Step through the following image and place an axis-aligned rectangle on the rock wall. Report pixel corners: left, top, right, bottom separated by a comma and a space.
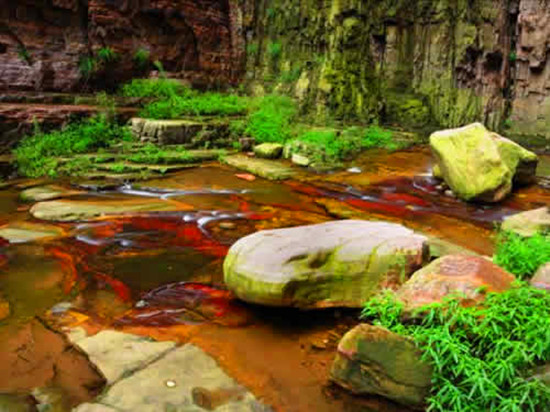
0, 0, 242, 92
241, 0, 515, 132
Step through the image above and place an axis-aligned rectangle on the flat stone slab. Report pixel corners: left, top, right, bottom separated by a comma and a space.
223, 155, 294, 180
0, 221, 66, 243
501, 207, 550, 237
30, 198, 191, 222
74, 343, 265, 412
20, 184, 83, 202
69, 330, 176, 384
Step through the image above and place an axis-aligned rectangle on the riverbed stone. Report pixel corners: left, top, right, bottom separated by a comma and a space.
531, 263, 550, 291
224, 220, 429, 308
501, 207, 550, 237
0, 221, 66, 243
77, 343, 263, 412
396, 255, 515, 311
254, 143, 283, 159
20, 185, 83, 202
430, 123, 538, 202
30, 199, 190, 222
330, 324, 432, 406
223, 154, 294, 180
69, 330, 176, 384
131, 118, 205, 145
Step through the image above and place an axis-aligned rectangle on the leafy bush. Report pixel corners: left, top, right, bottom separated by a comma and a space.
79, 56, 97, 79
245, 95, 296, 143
140, 93, 249, 119
133, 48, 150, 69
362, 285, 550, 411
121, 78, 189, 99
246, 43, 259, 56
494, 231, 550, 280
14, 115, 132, 177
97, 47, 119, 64
357, 125, 396, 149
17, 45, 32, 64
268, 41, 282, 60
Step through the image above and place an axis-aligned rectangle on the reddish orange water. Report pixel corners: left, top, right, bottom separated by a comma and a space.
0, 148, 548, 411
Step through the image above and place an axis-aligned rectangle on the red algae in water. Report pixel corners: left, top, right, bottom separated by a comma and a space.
115, 282, 252, 327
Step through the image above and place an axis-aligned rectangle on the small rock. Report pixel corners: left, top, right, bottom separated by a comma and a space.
219, 221, 236, 230
239, 137, 255, 152
531, 263, 550, 291
291, 153, 311, 167
192, 386, 246, 410
444, 189, 454, 197
254, 143, 284, 159
347, 167, 362, 174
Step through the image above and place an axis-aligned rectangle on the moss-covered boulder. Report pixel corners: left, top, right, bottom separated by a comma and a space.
224, 220, 429, 308
330, 324, 432, 406
222, 155, 294, 180
430, 123, 538, 202
501, 207, 550, 237
253, 143, 283, 159
395, 255, 515, 312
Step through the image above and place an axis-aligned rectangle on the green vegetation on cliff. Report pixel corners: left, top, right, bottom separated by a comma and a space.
362, 285, 550, 411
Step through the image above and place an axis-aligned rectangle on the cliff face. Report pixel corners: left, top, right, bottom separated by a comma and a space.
1, 0, 550, 142
242, 0, 515, 132
0, 0, 242, 91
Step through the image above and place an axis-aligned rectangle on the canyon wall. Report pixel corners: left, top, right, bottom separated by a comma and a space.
0, 0, 242, 91
1, 0, 550, 142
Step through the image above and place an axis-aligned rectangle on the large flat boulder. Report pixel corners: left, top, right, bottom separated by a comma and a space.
330, 324, 432, 406
430, 123, 538, 202
224, 220, 429, 308
501, 207, 550, 237
396, 254, 515, 311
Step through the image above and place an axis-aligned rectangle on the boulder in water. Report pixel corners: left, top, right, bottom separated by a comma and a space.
224, 220, 429, 308
430, 123, 538, 202
501, 207, 550, 237
330, 324, 432, 406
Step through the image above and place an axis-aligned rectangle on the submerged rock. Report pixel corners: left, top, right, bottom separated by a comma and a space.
531, 263, 550, 291
0, 221, 66, 243
396, 255, 515, 311
224, 220, 429, 308
20, 185, 83, 202
501, 207, 550, 237
330, 324, 432, 406
74, 340, 264, 412
430, 123, 538, 202
254, 143, 283, 159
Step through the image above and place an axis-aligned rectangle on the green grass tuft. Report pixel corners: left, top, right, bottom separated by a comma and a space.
14, 114, 132, 177
494, 231, 550, 280
120, 78, 189, 100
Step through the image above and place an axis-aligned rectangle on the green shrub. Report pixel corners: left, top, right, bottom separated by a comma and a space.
361, 285, 550, 411
245, 95, 296, 143
494, 231, 550, 280
97, 47, 119, 64
246, 43, 259, 56
140, 93, 249, 119
121, 78, 189, 99
17, 45, 31, 64
267, 41, 282, 60
79, 56, 97, 78
14, 115, 132, 177
280, 67, 302, 83
359, 125, 396, 149
133, 48, 150, 69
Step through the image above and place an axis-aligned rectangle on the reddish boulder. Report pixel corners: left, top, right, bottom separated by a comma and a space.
396, 255, 515, 311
